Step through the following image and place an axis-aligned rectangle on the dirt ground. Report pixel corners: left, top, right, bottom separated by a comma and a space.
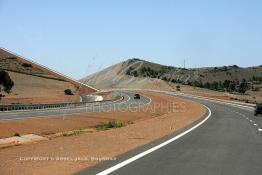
0, 91, 206, 175
0, 92, 187, 138
0, 71, 80, 104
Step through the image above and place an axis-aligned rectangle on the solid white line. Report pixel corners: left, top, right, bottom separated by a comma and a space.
96, 105, 212, 175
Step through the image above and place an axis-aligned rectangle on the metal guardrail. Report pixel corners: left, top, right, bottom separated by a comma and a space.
0, 96, 124, 112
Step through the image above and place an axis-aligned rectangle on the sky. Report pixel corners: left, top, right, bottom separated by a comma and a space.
0, 0, 262, 79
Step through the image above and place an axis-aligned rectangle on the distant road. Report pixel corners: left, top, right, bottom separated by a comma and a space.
0, 91, 151, 120
79, 91, 262, 175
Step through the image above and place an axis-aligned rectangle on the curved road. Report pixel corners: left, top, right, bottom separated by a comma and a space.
0, 91, 151, 120
79, 91, 262, 175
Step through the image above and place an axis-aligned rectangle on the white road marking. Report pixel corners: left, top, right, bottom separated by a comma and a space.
96, 105, 212, 175
254, 123, 257, 126
250, 120, 253, 122
258, 129, 262, 132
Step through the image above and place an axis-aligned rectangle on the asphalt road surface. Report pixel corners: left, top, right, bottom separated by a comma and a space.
79, 92, 262, 175
0, 91, 151, 120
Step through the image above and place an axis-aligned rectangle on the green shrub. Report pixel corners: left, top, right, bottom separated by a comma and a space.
108, 120, 125, 128
95, 123, 110, 131
95, 120, 125, 131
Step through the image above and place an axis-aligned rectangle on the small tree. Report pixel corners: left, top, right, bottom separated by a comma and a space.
238, 79, 249, 94
64, 89, 73, 95
0, 70, 14, 96
229, 82, 236, 92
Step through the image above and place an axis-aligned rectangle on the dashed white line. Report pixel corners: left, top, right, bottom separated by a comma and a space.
258, 129, 262, 132
254, 123, 257, 126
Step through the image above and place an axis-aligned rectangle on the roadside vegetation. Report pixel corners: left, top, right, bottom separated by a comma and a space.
0, 70, 14, 99
126, 59, 262, 95
62, 129, 84, 136
187, 79, 251, 94
95, 120, 125, 131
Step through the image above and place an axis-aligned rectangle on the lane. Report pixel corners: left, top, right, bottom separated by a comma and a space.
218, 102, 262, 133
0, 91, 151, 120
81, 93, 262, 175
111, 100, 262, 175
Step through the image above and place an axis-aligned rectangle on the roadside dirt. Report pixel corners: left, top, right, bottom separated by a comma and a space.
0, 71, 80, 104
0, 91, 206, 175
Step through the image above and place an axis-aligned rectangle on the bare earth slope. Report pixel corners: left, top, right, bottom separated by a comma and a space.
82, 58, 262, 86
80, 60, 173, 91
0, 48, 97, 104
1, 71, 79, 104
81, 58, 262, 103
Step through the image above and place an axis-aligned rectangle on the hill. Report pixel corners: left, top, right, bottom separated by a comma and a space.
81, 60, 174, 90
81, 58, 262, 103
0, 48, 97, 104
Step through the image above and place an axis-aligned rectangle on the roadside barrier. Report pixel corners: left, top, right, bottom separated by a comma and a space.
0, 96, 124, 112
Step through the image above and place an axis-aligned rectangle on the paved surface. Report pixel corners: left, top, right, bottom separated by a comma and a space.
0, 91, 151, 120
79, 92, 262, 175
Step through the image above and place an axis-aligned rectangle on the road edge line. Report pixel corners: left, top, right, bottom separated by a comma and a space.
96, 104, 212, 175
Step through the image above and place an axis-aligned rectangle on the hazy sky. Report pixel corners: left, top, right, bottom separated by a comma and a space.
0, 0, 262, 79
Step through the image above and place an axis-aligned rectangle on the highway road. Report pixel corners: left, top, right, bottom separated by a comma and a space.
78, 92, 262, 175
0, 91, 151, 120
